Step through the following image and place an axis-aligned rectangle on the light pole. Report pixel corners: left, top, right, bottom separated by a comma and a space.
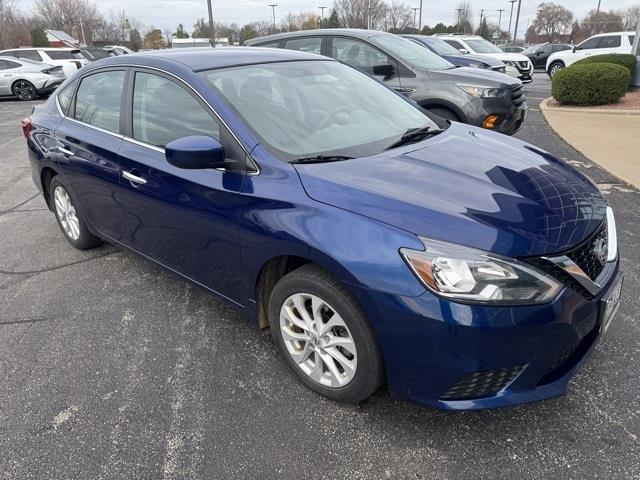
455, 8, 463, 32
412, 7, 419, 33
318, 6, 327, 28
596, 0, 602, 15
207, 0, 215, 46
268, 4, 277, 32
479, 9, 485, 35
508, 0, 516, 40
418, 0, 423, 31
497, 9, 505, 31
513, 0, 522, 44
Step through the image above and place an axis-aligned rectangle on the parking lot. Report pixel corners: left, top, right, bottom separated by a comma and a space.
1, 72, 639, 479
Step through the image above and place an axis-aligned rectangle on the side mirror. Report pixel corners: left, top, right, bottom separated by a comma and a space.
459, 48, 469, 54
373, 63, 395, 78
572, 45, 577, 52
536, 51, 543, 56
165, 135, 226, 170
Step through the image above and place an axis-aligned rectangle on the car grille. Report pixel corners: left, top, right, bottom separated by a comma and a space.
518, 61, 531, 71
524, 219, 608, 298
511, 86, 525, 105
438, 365, 525, 401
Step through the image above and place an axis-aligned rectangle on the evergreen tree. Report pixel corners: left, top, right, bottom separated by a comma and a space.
326, 9, 341, 28
31, 28, 49, 47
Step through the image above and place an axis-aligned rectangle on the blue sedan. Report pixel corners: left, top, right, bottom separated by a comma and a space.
23, 47, 622, 410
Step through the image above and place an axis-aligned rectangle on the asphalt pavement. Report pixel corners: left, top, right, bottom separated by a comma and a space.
0, 72, 639, 480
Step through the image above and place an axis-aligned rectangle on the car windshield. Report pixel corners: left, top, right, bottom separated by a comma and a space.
422, 38, 461, 56
200, 60, 438, 161
372, 34, 454, 70
85, 49, 112, 59
465, 39, 503, 54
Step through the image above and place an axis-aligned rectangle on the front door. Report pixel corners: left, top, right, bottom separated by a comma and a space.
117, 69, 248, 302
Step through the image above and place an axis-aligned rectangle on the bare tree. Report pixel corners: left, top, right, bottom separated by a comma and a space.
456, 0, 473, 33
532, 2, 573, 42
280, 11, 320, 31
0, 0, 19, 48
383, 1, 412, 32
581, 9, 623, 37
35, 0, 102, 43
622, 4, 640, 30
333, 0, 387, 29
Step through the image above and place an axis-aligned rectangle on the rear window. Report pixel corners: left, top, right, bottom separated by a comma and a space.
57, 81, 77, 115
47, 50, 84, 60
284, 37, 322, 55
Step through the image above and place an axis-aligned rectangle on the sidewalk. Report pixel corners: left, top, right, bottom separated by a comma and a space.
540, 96, 640, 188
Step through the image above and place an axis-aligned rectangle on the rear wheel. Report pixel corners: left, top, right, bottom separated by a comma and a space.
269, 264, 384, 402
427, 107, 460, 123
12, 80, 37, 101
50, 177, 102, 250
548, 61, 564, 78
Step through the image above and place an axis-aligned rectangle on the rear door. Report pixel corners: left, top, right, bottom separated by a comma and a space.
54, 69, 130, 243
116, 68, 248, 301
0, 59, 22, 96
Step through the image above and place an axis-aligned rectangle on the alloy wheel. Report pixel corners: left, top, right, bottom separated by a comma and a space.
53, 186, 80, 241
14, 81, 35, 101
549, 64, 563, 77
279, 293, 357, 388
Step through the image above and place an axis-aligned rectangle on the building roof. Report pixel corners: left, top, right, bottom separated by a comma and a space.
45, 29, 79, 47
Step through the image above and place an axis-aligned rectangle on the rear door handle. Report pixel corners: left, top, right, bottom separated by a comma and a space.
55, 146, 74, 156
123, 171, 147, 185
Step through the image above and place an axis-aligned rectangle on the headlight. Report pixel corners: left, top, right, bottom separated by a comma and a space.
400, 238, 562, 305
504, 60, 516, 67
468, 62, 489, 69
457, 84, 508, 98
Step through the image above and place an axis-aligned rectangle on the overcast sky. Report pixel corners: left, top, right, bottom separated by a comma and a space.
23, 0, 639, 32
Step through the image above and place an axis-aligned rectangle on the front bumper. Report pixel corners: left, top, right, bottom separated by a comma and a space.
468, 95, 528, 136
351, 261, 621, 410
505, 64, 533, 83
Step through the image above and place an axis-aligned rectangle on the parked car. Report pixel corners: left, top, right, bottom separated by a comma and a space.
545, 31, 636, 78
0, 48, 88, 75
435, 34, 534, 83
401, 34, 506, 73
246, 29, 527, 135
0, 56, 65, 100
23, 47, 622, 410
502, 45, 525, 53
522, 43, 572, 69
104, 45, 134, 55
80, 47, 117, 61
171, 38, 212, 48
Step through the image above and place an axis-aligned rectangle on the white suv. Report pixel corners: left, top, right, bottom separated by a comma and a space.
546, 31, 636, 78
0, 48, 88, 75
435, 34, 533, 83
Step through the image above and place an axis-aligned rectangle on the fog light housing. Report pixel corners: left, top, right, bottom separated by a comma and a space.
483, 115, 499, 129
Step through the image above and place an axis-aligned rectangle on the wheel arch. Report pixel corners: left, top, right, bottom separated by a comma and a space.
418, 99, 466, 123
40, 166, 59, 211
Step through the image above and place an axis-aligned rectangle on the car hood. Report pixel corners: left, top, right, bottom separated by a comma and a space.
447, 53, 505, 67
481, 52, 531, 63
294, 123, 606, 258
429, 66, 520, 86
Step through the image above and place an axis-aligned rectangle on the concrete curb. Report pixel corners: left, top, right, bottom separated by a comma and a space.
540, 97, 640, 116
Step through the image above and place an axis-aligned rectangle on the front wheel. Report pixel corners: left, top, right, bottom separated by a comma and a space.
50, 177, 102, 250
12, 80, 37, 101
548, 62, 564, 78
269, 264, 384, 402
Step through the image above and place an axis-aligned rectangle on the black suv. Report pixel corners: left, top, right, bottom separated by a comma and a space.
523, 43, 572, 69
246, 29, 527, 135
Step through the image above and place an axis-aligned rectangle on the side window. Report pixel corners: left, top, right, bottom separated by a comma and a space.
15, 50, 42, 61
74, 70, 125, 133
0, 60, 10, 70
443, 39, 464, 51
257, 40, 282, 48
578, 37, 601, 50
331, 38, 390, 74
133, 72, 220, 148
552, 44, 569, 52
284, 37, 322, 54
539, 44, 552, 54
598, 35, 621, 48
57, 81, 77, 115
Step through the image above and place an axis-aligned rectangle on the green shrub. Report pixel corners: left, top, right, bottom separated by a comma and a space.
573, 53, 637, 75
552, 63, 631, 106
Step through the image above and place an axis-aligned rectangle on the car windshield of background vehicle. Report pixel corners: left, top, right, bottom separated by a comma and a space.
465, 39, 504, 54
424, 38, 463, 56
373, 34, 454, 70
200, 60, 437, 161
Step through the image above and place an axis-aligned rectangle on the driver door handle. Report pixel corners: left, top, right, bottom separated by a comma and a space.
123, 170, 147, 185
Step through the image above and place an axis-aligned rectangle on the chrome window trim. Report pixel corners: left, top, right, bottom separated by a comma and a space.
55, 63, 260, 174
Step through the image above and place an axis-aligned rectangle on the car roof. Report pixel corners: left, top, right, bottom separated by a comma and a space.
590, 31, 635, 37
245, 28, 391, 45
2, 47, 80, 51
96, 46, 332, 71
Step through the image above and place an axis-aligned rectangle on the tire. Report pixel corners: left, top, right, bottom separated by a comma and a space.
12, 80, 37, 101
49, 176, 102, 250
269, 264, 384, 403
548, 61, 564, 79
427, 107, 460, 123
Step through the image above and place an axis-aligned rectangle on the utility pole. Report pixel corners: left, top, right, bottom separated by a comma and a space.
455, 8, 463, 32
412, 7, 419, 33
596, 0, 602, 15
207, 0, 215, 46
479, 9, 485, 35
367, 0, 371, 29
418, 0, 423, 31
318, 6, 327, 28
513, 0, 522, 44
497, 9, 505, 31
268, 4, 277, 32
508, 0, 516, 39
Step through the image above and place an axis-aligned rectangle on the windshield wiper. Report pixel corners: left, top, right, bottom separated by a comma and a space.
386, 125, 444, 150
291, 155, 354, 164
